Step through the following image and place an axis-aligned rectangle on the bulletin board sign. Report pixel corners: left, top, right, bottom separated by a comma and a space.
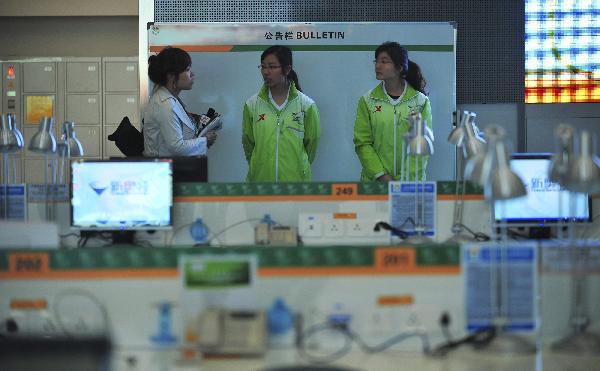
463, 243, 538, 332
147, 22, 456, 182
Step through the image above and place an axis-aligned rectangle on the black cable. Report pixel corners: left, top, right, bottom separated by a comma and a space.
455, 223, 491, 241
428, 312, 496, 357
77, 235, 91, 248
297, 320, 430, 364
504, 228, 530, 240
374, 221, 410, 239
439, 312, 453, 342
430, 327, 496, 357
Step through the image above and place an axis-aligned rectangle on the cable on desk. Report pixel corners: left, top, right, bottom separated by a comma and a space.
52, 288, 112, 338
373, 220, 411, 239
428, 312, 496, 357
170, 218, 271, 247
77, 234, 90, 248
454, 223, 490, 241
206, 217, 264, 245
503, 228, 531, 240
167, 223, 193, 247
297, 320, 431, 364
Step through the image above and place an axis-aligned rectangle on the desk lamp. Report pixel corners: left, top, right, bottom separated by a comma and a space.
447, 111, 466, 147
8, 113, 24, 183
1, 113, 20, 183
467, 125, 533, 354
549, 125, 574, 184
564, 130, 600, 193
446, 111, 486, 243
401, 112, 434, 181
404, 112, 434, 244
552, 129, 600, 354
548, 125, 574, 239
28, 116, 57, 220
1, 113, 23, 219
57, 121, 84, 183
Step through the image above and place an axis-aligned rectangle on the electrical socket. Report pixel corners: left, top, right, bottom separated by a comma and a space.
298, 215, 323, 237
345, 220, 372, 237
323, 219, 344, 237
298, 212, 390, 245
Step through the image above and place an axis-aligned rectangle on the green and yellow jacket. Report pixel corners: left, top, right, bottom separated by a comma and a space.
242, 82, 320, 182
353, 82, 432, 181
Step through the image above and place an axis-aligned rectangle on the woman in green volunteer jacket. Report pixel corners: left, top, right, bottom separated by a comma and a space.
242, 45, 320, 182
353, 41, 432, 182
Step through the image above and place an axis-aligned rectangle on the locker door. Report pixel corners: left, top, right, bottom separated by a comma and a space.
23, 62, 56, 93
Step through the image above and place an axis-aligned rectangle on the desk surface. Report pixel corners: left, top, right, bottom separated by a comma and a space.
111, 347, 600, 371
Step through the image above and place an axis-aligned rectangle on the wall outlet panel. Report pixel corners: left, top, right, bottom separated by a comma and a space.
298, 213, 389, 245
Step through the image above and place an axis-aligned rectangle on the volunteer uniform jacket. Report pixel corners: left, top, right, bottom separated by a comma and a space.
242, 82, 320, 182
353, 82, 432, 181
143, 86, 207, 157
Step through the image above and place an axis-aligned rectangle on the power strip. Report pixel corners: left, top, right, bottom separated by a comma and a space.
298, 212, 390, 246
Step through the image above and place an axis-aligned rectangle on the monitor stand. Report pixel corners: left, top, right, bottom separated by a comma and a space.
111, 231, 136, 245
528, 226, 551, 239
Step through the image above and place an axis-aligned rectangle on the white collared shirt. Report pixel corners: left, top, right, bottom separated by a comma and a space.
268, 85, 290, 110
384, 81, 407, 105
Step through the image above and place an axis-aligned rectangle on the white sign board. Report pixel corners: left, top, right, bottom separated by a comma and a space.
147, 22, 456, 182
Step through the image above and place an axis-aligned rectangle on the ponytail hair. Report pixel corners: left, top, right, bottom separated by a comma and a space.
287, 69, 302, 92
261, 45, 302, 92
148, 46, 191, 87
405, 60, 427, 95
375, 41, 427, 95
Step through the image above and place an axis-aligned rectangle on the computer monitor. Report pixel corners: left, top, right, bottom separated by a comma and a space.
71, 159, 173, 237
493, 153, 592, 227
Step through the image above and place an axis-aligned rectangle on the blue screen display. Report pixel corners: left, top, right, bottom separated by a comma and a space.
71, 160, 173, 230
494, 155, 590, 224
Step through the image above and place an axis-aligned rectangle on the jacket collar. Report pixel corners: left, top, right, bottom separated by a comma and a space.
155, 86, 195, 130
258, 81, 299, 104
155, 85, 175, 102
370, 81, 419, 104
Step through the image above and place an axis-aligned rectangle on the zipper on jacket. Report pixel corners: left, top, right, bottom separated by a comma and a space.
263, 93, 298, 183
275, 114, 280, 182
393, 105, 398, 177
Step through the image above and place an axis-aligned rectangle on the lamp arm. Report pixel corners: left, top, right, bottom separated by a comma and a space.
452, 178, 467, 232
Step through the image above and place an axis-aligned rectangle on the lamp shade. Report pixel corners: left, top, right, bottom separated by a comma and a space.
28, 117, 56, 154
565, 130, 600, 193
447, 111, 468, 147
8, 113, 24, 151
463, 112, 486, 159
408, 113, 433, 156
465, 125, 502, 186
60, 121, 84, 157
548, 124, 574, 184
0, 113, 19, 153
490, 138, 526, 200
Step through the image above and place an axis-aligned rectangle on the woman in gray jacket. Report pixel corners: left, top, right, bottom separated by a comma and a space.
143, 47, 217, 157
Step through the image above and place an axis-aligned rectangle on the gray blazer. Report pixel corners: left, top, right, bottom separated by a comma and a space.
142, 86, 207, 157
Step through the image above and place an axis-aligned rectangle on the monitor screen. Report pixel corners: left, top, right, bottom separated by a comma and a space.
493, 153, 591, 225
71, 159, 173, 230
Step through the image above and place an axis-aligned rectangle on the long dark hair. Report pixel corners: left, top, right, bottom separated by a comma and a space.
148, 46, 191, 86
261, 45, 302, 92
375, 42, 427, 95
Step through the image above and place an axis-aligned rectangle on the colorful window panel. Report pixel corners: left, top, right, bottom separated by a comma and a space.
525, 0, 600, 103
